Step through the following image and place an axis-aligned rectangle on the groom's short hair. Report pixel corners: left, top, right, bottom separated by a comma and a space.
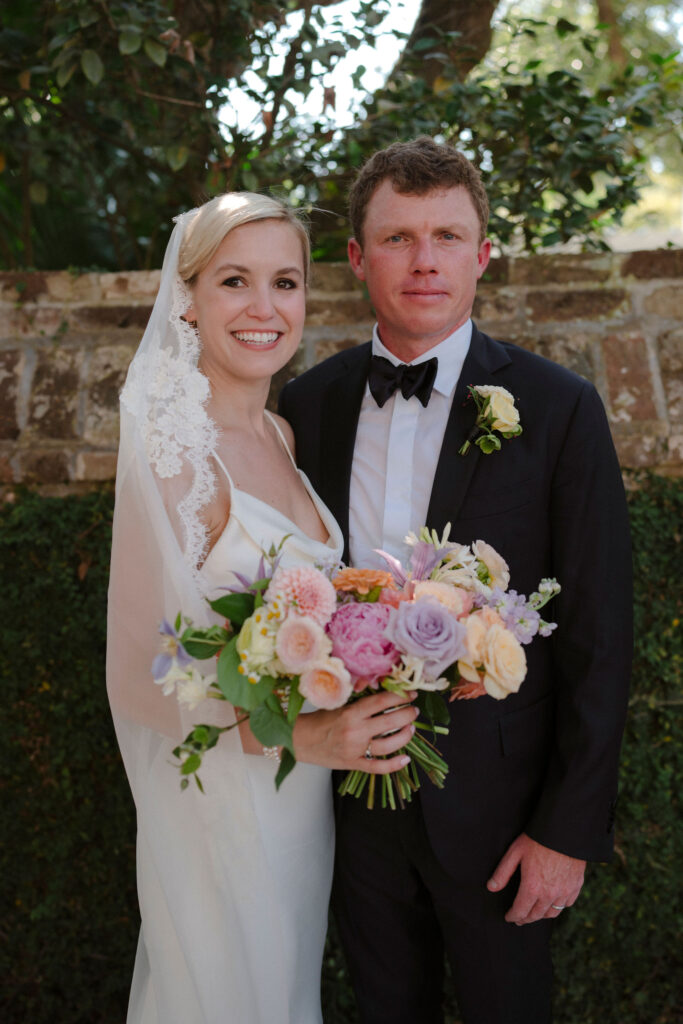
349, 136, 489, 247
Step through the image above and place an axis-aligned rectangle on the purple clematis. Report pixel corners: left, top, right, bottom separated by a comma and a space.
152, 618, 192, 680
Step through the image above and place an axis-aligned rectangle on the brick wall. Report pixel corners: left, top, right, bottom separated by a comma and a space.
1, 250, 681, 495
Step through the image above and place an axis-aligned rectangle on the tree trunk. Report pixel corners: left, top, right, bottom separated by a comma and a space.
595, 0, 628, 70
397, 0, 502, 85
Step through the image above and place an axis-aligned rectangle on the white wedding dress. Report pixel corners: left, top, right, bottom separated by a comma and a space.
124, 418, 343, 1024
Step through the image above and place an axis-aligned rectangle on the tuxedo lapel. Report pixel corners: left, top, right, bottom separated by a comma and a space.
427, 327, 512, 531
320, 344, 371, 557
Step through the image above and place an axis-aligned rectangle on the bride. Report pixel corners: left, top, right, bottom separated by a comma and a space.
106, 193, 417, 1024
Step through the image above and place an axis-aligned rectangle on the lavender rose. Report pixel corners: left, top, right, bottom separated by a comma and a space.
327, 602, 400, 687
386, 598, 467, 680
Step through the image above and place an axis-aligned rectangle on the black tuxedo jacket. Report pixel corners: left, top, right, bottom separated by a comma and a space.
279, 325, 632, 872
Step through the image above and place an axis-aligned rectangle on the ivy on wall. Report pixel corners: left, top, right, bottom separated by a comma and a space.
1, 476, 681, 1024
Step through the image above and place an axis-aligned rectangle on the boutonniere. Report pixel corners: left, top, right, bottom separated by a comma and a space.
459, 385, 522, 455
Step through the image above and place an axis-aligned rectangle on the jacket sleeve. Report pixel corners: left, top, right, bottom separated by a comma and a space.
525, 381, 633, 862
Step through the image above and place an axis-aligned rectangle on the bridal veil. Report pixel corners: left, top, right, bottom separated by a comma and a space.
107, 200, 294, 1022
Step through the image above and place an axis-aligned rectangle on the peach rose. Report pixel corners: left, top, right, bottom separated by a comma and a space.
482, 624, 527, 700
333, 568, 397, 595
413, 581, 473, 617
299, 657, 353, 710
275, 615, 331, 675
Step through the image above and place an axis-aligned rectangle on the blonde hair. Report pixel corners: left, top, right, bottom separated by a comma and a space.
178, 192, 311, 285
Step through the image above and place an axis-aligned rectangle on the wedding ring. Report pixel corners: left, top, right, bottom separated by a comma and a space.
551, 904, 565, 911
364, 743, 373, 760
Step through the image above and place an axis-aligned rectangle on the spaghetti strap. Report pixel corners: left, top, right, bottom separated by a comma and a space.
264, 410, 298, 468
212, 449, 234, 486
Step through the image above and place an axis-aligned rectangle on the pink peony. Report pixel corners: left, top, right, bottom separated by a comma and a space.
275, 615, 331, 675
327, 602, 400, 686
299, 658, 353, 710
267, 566, 337, 626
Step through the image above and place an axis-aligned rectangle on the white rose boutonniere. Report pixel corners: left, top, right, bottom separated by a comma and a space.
459, 385, 523, 455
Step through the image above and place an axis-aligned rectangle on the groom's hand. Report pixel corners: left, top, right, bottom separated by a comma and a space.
486, 833, 586, 925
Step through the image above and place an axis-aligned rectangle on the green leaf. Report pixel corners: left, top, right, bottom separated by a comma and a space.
216, 639, 275, 709
249, 704, 294, 753
56, 61, 78, 88
79, 9, 100, 29
166, 145, 190, 171
208, 592, 254, 627
477, 434, 502, 454
180, 753, 201, 775
144, 38, 167, 67
420, 691, 450, 728
81, 50, 104, 85
119, 28, 142, 55
274, 748, 296, 790
180, 626, 227, 660
287, 685, 305, 726
29, 182, 48, 204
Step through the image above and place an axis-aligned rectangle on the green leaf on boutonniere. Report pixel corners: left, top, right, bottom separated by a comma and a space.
476, 433, 502, 454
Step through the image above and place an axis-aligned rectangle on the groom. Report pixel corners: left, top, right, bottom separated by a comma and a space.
279, 137, 632, 1024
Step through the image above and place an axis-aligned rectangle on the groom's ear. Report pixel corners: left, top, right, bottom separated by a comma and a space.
348, 237, 365, 281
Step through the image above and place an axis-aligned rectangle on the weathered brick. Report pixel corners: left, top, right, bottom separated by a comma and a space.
473, 289, 519, 323
0, 351, 20, 440
71, 305, 153, 331
28, 349, 81, 439
83, 346, 133, 445
531, 332, 596, 384
481, 257, 510, 285
622, 250, 683, 280
0, 272, 48, 304
511, 253, 613, 286
526, 289, 629, 322
310, 264, 361, 293
306, 296, 373, 326
75, 451, 118, 481
611, 426, 667, 468
20, 449, 71, 483
313, 338, 363, 363
643, 286, 683, 318
658, 327, 683, 424
603, 334, 657, 423
0, 454, 15, 483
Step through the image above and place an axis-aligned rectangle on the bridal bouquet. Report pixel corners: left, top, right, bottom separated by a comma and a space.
154, 527, 560, 807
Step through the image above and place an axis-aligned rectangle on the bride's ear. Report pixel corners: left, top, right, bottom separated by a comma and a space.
183, 302, 197, 325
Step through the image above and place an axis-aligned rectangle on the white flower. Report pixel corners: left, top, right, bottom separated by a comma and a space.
473, 540, 511, 592
386, 655, 450, 692
177, 669, 215, 710
154, 660, 191, 697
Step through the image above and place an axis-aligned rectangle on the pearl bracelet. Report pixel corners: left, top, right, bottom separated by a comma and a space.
263, 746, 281, 764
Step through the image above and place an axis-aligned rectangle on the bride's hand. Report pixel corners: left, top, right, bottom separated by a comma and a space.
293, 690, 419, 772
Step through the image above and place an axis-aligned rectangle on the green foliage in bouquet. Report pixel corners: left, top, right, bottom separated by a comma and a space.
0, 473, 681, 1024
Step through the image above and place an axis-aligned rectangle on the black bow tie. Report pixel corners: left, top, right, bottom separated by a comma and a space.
368, 355, 438, 409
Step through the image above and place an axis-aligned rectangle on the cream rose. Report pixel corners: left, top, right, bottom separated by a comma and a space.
236, 612, 277, 672
488, 392, 520, 434
473, 540, 511, 591
482, 624, 527, 700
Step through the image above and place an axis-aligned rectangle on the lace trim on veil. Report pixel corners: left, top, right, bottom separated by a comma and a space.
121, 275, 218, 583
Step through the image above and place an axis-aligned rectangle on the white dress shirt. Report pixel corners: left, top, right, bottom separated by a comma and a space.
349, 320, 472, 569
